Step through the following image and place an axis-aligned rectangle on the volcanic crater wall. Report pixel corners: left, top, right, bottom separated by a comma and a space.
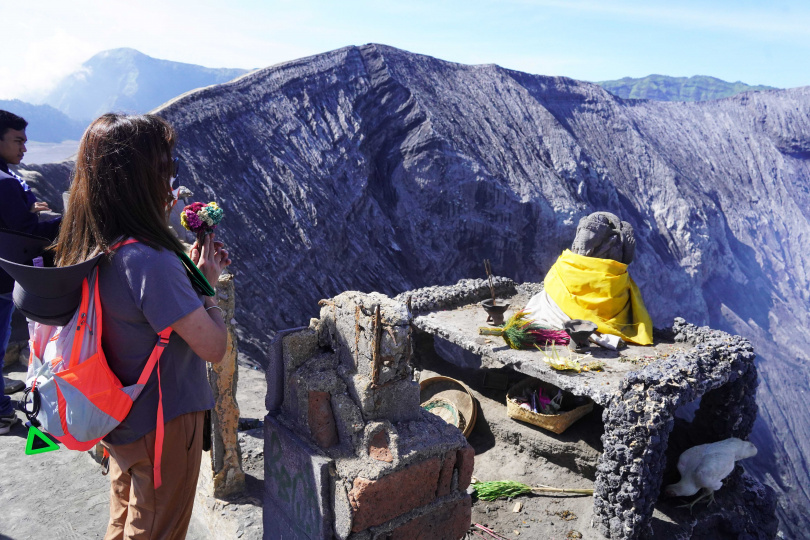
21, 44, 810, 537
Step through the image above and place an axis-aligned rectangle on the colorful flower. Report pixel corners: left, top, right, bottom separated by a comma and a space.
198, 208, 214, 226
181, 201, 224, 234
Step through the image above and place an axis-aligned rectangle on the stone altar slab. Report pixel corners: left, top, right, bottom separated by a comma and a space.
402, 279, 770, 539
412, 289, 692, 408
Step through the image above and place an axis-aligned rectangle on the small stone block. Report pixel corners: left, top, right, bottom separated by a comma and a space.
282, 328, 320, 371
352, 376, 422, 423
349, 457, 441, 531
266, 337, 284, 413
264, 414, 333, 539
456, 444, 475, 491
266, 326, 307, 412
369, 430, 393, 463
333, 480, 354, 540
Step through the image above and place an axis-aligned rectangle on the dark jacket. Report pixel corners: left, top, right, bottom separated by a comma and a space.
0, 163, 61, 293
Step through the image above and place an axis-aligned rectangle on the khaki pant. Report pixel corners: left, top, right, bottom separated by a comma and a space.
102, 410, 205, 540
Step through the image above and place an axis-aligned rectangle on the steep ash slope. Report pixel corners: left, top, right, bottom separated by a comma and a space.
24, 44, 809, 537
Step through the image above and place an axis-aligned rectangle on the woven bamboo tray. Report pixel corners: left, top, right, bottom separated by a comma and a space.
419, 376, 477, 437
506, 377, 593, 434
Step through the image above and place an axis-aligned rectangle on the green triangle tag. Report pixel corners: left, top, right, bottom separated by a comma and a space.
25, 425, 60, 455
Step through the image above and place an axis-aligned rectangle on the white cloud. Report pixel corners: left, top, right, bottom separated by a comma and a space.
2, 31, 96, 100
1, 0, 322, 99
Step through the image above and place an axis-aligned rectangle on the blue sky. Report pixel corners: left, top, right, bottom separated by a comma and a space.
5, 0, 809, 100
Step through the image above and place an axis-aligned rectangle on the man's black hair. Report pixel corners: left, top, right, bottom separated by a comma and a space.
0, 110, 28, 139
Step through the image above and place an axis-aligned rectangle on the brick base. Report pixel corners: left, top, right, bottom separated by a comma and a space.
308, 391, 339, 448
368, 430, 393, 463
349, 457, 441, 531
388, 496, 472, 540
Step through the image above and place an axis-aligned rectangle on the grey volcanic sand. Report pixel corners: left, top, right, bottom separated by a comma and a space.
0, 358, 267, 540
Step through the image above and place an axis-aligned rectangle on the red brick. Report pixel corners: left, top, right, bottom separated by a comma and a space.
308, 391, 338, 448
369, 430, 393, 463
349, 457, 441, 531
456, 444, 475, 491
437, 449, 457, 497
388, 495, 472, 540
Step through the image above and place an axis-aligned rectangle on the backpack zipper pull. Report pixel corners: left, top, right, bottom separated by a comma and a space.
77, 313, 87, 331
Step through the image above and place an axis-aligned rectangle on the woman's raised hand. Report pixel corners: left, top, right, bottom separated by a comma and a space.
194, 233, 232, 286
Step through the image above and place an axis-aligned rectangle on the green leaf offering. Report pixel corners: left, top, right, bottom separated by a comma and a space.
473, 480, 533, 501
472, 480, 594, 501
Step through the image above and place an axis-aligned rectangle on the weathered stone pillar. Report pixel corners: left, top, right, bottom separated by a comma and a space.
693, 356, 758, 441
205, 273, 245, 498
595, 384, 675, 539
593, 319, 761, 539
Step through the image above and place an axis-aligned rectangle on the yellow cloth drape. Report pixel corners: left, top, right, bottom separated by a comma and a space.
543, 250, 653, 345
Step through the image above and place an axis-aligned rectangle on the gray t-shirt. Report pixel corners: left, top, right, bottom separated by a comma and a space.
98, 242, 214, 445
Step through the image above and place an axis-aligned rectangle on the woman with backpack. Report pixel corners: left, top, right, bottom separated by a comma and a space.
54, 113, 232, 540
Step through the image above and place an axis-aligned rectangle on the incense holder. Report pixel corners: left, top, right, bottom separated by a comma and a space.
564, 319, 598, 351
480, 299, 510, 326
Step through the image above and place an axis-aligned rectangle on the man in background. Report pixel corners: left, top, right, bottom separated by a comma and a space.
0, 110, 61, 434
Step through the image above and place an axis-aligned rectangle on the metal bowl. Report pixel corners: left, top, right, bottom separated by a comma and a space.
480, 299, 510, 326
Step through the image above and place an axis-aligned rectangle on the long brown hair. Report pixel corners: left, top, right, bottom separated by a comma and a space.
55, 113, 185, 266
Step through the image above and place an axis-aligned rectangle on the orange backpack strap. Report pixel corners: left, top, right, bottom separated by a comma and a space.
136, 329, 171, 386
68, 277, 92, 369
111, 236, 171, 488
108, 238, 139, 252
139, 327, 172, 490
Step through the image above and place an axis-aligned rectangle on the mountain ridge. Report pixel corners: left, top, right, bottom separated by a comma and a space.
0, 99, 86, 142
41, 48, 250, 121
597, 73, 777, 102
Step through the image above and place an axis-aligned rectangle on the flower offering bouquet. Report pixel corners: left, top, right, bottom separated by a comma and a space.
178, 201, 224, 296
181, 201, 224, 244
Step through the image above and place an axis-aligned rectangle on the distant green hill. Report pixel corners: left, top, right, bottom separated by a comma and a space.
596, 75, 776, 102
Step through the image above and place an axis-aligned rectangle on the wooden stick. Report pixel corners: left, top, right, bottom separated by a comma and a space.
370, 304, 382, 386
484, 259, 496, 302
532, 485, 594, 495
